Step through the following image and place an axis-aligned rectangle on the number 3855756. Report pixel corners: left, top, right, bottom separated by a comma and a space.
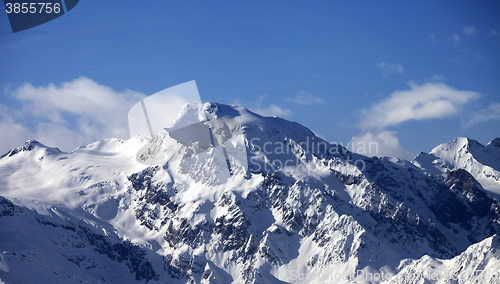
5, 3, 61, 14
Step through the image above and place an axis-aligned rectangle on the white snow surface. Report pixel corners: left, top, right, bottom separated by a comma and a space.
412, 137, 500, 200
382, 234, 500, 284
0, 103, 498, 284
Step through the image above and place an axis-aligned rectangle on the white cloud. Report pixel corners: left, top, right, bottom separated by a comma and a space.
0, 77, 145, 153
351, 130, 408, 159
358, 82, 479, 130
376, 62, 403, 76
286, 90, 322, 105
464, 102, 500, 127
249, 95, 291, 117
429, 34, 439, 43
350, 83, 480, 159
0, 104, 33, 153
253, 104, 292, 117
487, 29, 500, 37
463, 26, 476, 35
449, 33, 460, 45
431, 74, 446, 82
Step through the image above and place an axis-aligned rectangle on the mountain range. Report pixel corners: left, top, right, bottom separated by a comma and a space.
0, 102, 499, 283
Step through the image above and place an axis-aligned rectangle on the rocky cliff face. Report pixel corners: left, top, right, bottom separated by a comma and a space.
413, 137, 500, 199
0, 103, 498, 283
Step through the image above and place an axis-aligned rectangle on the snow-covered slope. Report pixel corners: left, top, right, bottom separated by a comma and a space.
0, 103, 499, 283
412, 137, 500, 200
383, 234, 500, 284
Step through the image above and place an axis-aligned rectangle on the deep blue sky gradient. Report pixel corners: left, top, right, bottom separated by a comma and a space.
1, 0, 499, 157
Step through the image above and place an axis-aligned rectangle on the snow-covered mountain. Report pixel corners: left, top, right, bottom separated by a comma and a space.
0, 103, 498, 283
383, 234, 500, 283
412, 137, 500, 200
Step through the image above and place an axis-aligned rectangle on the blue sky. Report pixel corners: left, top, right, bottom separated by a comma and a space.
1, 0, 499, 158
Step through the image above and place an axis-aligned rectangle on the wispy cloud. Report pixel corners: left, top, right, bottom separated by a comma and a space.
0, 77, 145, 153
464, 102, 500, 128
487, 29, 500, 37
431, 75, 446, 82
249, 95, 292, 117
358, 82, 479, 130
286, 90, 322, 105
351, 82, 480, 159
463, 26, 476, 35
253, 104, 292, 117
449, 33, 460, 45
376, 62, 403, 76
429, 34, 439, 43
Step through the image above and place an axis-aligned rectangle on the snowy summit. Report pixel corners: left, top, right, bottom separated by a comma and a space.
0, 103, 499, 283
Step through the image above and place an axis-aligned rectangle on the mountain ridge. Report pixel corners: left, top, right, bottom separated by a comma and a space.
412, 136, 500, 200
0, 103, 498, 283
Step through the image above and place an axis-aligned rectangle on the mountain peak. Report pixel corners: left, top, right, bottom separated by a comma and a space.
413, 136, 500, 200
19, 139, 44, 150
429, 137, 485, 156
1, 112, 499, 283
487, 137, 500, 148
1, 139, 48, 158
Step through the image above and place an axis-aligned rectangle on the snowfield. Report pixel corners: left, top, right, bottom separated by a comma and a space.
0, 103, 499, 283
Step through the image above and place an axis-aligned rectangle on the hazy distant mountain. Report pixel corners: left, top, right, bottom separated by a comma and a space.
0, 103, 498, 283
